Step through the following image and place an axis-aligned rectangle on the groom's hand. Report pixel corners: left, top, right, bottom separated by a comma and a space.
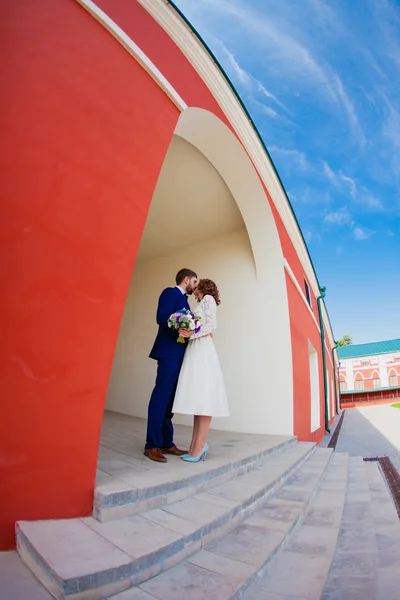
179, 328, 191, 338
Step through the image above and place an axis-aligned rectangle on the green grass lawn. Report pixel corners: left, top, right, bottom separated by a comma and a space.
391, 403, 400, 408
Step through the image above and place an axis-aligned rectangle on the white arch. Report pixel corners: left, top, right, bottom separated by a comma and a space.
354, 371, 364, 380
388, 367, 399, 377
175, 107, 293, 434
371, 369, 380, 379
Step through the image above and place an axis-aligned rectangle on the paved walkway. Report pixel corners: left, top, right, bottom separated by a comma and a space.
321, 405, 400, 472
0, 551, 52, 600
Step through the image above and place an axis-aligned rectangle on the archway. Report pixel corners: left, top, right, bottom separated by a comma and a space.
105, 108, 293, 437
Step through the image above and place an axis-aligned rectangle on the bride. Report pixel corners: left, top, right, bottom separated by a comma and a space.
172, 278, 229, 462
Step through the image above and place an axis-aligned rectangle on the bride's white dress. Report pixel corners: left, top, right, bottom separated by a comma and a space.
172, 294, 229, 417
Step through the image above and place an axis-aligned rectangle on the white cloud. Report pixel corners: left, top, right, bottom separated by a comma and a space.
332, 75, 366, 148
261, 105, 280, 119
361, 189, 384, 211
216, 40, 252, 87
215, 40, 292, 120
304, 229, 313, 243
256, 81, 292, 115
383, 101, 400, 152
321, 165, 384, 211
353, 226, 375, 240
269, 146, 311, 171
340, 174, 357, 197
322, 161, 337, 184
324, 208, 353, 226
193, 0, 365, 145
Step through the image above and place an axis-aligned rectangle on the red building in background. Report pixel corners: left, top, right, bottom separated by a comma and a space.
338, 339, 400, 406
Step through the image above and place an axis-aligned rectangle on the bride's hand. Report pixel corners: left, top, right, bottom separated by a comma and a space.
179, 328, 191, 338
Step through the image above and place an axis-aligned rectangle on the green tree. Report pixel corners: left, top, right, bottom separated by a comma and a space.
337, 335, 353, 347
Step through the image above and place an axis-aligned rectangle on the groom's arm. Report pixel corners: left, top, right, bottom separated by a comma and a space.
156, 288, 177, 329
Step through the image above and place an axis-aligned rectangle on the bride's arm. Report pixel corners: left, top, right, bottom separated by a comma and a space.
190, 295, 217, 340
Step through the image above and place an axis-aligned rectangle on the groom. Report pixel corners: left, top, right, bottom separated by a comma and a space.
144, 268, 198, 462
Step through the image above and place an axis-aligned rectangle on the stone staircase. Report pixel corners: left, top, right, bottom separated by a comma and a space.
243, 455, 400, 600
16, 437, 321, 600
13, 441, 400, 600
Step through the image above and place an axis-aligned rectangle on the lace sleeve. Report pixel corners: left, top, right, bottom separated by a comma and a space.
190, 295, 217, 340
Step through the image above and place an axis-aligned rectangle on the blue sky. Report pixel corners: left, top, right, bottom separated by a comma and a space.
174, 0, 400, 344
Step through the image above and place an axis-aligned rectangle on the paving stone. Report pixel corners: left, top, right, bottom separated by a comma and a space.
273, 486, 312, 504
161, 497, 228, 525
375, 533, 400, 568
17, 519, 132, 580
187, 549, 254, 580
345, 490, 371, 503
111, 587, 157, 600
336, 526, 375, 553
206, 523, 285, 567
247, 593, 308, 600
303, 506, 342, 529
321, 575, 377, 600
0, 552, 53, 600
139, 560, 245, 600
285, 524, 339, 557
83, 514, 183, 559
245, 504, 302, 533
258, 551, 332, 599
140, 507, 200, 536
328, 551, 377, 576
193, 491, 241, 510
311, 489, 346, 509
206, 479, 264, 503
377, 564, 400, 600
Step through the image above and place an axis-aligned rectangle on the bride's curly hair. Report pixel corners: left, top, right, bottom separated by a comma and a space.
197, 279, 221, 306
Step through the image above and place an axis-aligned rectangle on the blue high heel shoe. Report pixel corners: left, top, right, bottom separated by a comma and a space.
181, 443, 209, 462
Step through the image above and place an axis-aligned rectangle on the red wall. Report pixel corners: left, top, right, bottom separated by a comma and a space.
0, 0, 179, 549
285, 274, 325, 442
1, 0, 336, 547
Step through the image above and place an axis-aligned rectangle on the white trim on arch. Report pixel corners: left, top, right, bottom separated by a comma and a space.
354, 371, 364, 380
74, 0, 187, 111
388, 367, 399, 376
371, 370, 380, 379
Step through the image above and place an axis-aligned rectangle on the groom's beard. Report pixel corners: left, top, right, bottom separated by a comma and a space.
186, 288, 193, 295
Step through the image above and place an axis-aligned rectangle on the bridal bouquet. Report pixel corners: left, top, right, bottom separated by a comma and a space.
168, 309, 201, 343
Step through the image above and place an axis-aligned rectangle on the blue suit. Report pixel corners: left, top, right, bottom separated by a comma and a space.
146, 287, 190, 449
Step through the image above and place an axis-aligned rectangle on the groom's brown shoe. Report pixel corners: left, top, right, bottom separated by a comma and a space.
144, 448, 167, 463
160, 445, 188, 456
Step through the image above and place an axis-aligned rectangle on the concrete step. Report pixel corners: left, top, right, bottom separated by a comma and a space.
320, 456, 400, 600
108, 447, 333, 600
246, 455, 400, 600
95, 434, 297, 521
244, 451, 348, 600
16, 442, 318, 600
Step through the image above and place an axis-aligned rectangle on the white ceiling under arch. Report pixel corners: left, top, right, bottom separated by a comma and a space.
136, 134, 244, 262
